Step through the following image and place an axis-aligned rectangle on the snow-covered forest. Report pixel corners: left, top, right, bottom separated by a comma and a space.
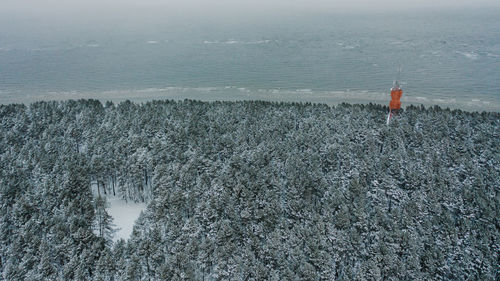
0, 99, 498, 280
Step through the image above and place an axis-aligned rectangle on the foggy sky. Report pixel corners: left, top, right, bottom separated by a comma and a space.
1, 0, 499, 32
3, 0, 499, 17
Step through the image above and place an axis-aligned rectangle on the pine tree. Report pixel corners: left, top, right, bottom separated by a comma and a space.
93, 196, 115, 245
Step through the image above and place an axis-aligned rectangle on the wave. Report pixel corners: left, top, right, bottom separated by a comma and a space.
431, 51, 441, 57
337, 42, 360, 50
28, 43, 101, 52
31, 47, 60, 52
203, 39, 273, 45
456, 51, 479, 60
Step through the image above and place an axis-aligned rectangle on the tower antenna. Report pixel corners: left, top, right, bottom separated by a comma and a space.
396, 64, 402, 83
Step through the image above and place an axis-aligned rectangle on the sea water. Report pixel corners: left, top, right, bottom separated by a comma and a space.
1, 9, 499, 111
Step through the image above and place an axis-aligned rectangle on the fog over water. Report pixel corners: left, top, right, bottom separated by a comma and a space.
3, 0, 500, 13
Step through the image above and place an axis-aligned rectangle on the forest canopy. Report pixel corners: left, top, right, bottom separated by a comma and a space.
0, 99, 498, 280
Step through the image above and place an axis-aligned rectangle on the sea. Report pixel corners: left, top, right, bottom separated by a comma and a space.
1, 8, 499, 111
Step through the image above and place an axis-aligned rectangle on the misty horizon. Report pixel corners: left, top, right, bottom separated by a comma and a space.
2, 0, 500, 21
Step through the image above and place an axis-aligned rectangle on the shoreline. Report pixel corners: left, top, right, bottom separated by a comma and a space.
1, 87, 499, 113
2, 87, 499, 113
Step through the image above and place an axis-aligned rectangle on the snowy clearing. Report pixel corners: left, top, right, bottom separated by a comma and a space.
107, 197, 146, 242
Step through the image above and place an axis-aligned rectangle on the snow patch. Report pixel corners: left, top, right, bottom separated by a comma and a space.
107, 197, 146, 241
